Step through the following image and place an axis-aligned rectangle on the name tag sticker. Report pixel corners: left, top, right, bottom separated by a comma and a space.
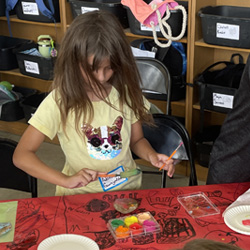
81, 7, 99, 14
216, 23, 240, 40
21, 2, 39, 15
24, 60, 40, 75
213, 93, 234, 109
99, 166, 127, 192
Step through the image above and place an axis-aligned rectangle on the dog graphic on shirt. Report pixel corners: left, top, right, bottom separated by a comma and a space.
82, 116, 123, 160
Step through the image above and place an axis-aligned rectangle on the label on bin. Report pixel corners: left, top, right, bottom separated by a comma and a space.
21, 2, 39, 15
216, 23, 239, 41
140, 24, 160, 32
24, 60, 40, 75
81, 7, 99, 14
213, 93, 234, 109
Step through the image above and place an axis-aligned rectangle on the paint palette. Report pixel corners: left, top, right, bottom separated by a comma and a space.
177, 192, 220, 218
107, 212, 161, 240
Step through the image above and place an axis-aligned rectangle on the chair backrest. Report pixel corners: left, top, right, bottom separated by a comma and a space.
135, 57, 171, 115
0, 138, 37, 198
140, 114, 198, 187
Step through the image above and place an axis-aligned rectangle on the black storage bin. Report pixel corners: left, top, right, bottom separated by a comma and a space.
68, 0, 129, 28
21, 92, 48, 122
0, 86, 37, 121
0, 36, 32, 70
199, 6, 250, 49
14, 43, 55, 80
198, 84, 236, 114
15, 0, 60, 23
126, 1, 188, 37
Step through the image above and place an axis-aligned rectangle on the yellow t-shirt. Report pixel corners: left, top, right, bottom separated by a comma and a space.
29, 86, 149, 195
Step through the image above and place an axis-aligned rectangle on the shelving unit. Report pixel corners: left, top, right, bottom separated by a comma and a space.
0, 0, 68, 139
0, 0, 189, 137
189, 0, 250, 136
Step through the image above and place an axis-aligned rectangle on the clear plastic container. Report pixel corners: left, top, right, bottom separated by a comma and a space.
177, 192, 220, 218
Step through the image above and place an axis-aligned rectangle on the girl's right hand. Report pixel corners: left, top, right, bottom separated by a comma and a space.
64, 168, 101, 189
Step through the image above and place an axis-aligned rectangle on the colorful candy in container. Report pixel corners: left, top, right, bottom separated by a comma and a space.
108, 212, 161, 240
113, 198, 138, 214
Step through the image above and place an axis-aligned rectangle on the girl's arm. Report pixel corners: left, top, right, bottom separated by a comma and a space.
130, 121, 175, 177
13, 125, 99, 189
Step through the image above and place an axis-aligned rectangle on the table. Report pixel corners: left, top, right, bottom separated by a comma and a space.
1, 182, 250, 250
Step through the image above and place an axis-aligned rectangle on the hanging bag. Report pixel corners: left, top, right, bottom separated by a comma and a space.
196, 53, 246, 122
196, 53, 245, 90
122, 0, 187, 48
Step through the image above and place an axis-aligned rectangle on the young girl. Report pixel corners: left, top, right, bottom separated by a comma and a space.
13, 10, 175, 196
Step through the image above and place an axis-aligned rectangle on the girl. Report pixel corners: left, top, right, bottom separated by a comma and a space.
13, 10, 175, 195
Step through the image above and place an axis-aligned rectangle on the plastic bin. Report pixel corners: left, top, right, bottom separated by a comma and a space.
0, 86, 37, 121
0, 36, 32, 70
15, 0, 60, 23
68, 0, 128, 28
126, 1, 188, 37
14, 43, 55, 80
199, 6, 250, 48
198, 83, 237, 114
21, 92, 48, 122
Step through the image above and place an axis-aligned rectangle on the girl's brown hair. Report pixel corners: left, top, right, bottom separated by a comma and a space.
52, 10, 152, 132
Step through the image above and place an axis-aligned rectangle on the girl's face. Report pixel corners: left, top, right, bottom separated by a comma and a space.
82, 55, 114, 89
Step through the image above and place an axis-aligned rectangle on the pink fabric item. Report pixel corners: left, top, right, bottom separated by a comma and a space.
121, 0, 178, 27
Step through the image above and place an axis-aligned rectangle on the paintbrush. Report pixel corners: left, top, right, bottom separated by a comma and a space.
159, 141, 184, 171
98, 169, 141, 178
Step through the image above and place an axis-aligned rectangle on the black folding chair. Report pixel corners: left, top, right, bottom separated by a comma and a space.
136, 57, 171, 115
134, 114, 198, 188
0, 138, 37, 198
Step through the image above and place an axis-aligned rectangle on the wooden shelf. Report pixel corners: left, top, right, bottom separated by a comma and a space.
125, 29, 188, 44
195, 39, 250, 52
0, 120, 59, 144
0, 69, 52, 92
0, 16, 62, 28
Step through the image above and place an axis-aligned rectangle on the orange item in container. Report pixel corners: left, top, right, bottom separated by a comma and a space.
115, 225, 129, 238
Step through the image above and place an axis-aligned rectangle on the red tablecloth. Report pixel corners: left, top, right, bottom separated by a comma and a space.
1, 182, 250, 250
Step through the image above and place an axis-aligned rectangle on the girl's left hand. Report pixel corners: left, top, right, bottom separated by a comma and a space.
149, 153, 175, 177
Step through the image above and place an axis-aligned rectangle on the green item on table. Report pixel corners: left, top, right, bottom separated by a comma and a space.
0, 201, 18, 243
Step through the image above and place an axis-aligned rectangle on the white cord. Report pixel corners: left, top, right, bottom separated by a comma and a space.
150, 4, 187, 48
